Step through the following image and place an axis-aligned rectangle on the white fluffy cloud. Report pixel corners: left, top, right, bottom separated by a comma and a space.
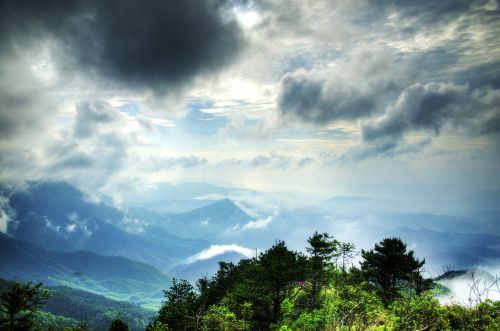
188, 244, 254, 263
241, 210, 279, 230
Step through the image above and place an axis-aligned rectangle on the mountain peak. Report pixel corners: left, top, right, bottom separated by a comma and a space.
190, 199, 252, 220
211, 198, 238, 209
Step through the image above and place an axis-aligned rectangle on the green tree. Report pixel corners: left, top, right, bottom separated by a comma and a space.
323, 284, 384, 330
145, 320, 170, 331
198, 261, 238, 311
0, 281, 51, 331
361, 238, 431, 305
306, 232, 338, 309
201, 305, 249, 331
64, 319, 92, 331
338, 242, 357, 272
258, 241, 308, 323
108, 318, 129, 331
156, 279, 198, 330
390, 293, 449, 331
443, 300, 500, 331
218, 259, 268, 329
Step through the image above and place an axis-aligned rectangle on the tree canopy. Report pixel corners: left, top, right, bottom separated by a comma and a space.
0, 281, 51, 331
360, 237, 432, 305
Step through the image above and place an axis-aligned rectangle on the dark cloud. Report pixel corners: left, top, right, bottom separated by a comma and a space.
354, 0, 495, 38
0, 53, 55, 140
195, 153, 314, 170
361, 83, 500, 143
395, 1, 500, 89
0, 0, 244, 95
339, 138, 432, 163
370, 0, 490, 27
277, 49, 406, 125
0, 86, 47, 139
275, 0, 499, 128
278, 71, 378, 123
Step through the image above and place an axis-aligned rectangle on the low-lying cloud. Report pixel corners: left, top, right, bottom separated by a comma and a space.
188, 244, 254, 263
241, 209, 279, 230
437, 268, 500, 305
0, 196, 12, 233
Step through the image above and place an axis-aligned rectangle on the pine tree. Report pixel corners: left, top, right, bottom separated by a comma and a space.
361, 238, 431, 305
0, 282, 51, 331
258, 241, 308, 323
306, 232, 338, 309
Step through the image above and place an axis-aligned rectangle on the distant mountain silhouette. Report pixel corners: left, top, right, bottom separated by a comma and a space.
163, 198, 253, 239
5, 181, 207, 271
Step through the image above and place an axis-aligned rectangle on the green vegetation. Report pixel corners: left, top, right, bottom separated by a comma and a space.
360, 237, 432, 305
0, 281, 50, 330
1, 234, 499, 330
0, 234, 170, 309
0, 279, 153, 331
108, 319, 130, 331
150, 235, 500, 330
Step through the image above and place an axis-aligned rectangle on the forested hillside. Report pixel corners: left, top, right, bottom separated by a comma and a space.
0, 279, 153, 331
2, 233, 498, 330
145, 234, 500, 330
0, 233, 170, 308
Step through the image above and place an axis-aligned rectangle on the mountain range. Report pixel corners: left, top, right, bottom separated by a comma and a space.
1, 180, 499, 311
4, 181, 207, 272
0, 233, 169, 308
0, 278, 154, 331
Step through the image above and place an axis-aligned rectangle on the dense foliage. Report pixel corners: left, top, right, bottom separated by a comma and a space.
360, 237, 432, 305
0, 279, 153, 331
1, 234, 499, 330
0, 281, 50, 330
150, 235, 500, 331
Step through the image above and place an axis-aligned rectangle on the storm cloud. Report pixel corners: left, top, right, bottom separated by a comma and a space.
361, 82, 500, 143
0, 0, 244, 94
277, 49, 407, 125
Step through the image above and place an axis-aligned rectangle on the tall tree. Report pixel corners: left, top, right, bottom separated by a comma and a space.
0, 282, 51, 331
258, 241, 308, 323
156, 278, 199, 330
306, 232, 338, 309
360, 238, 431, 305
338, 242, 357, 272
197, 261, 237, 311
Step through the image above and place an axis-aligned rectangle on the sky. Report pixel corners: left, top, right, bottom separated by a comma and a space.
0, 0, 499, 212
